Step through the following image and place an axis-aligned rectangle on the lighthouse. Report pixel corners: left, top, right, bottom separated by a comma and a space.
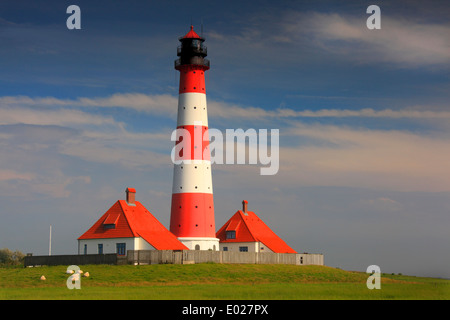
169, 26, 219, 251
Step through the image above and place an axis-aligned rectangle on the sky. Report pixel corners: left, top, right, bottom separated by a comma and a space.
0, 0, 449, 279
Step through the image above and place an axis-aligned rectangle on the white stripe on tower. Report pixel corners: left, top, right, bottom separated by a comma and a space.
177, 93, 209, 127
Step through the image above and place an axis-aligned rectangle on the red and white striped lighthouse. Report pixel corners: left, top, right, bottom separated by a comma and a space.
170, 26, 219, 250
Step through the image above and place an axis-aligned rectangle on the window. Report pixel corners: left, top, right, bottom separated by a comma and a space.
239, 246, 248, 252
195, 245, 200, 250
116, 243, 126, 255
83, 244, 87, 255
98, 244, 103, 254
191, 39, 200, 48
223, 247, 228, 251
226, 231, 236, 239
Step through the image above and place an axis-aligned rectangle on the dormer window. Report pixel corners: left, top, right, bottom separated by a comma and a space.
103, 213, 119, 230
226, 230, 236, 239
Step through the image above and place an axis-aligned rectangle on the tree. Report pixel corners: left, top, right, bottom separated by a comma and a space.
0, 248, 25, 265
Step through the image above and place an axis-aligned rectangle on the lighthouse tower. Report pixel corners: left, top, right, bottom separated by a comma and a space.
170, 26, 219, 251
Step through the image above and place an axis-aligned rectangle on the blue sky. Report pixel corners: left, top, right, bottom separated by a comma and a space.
0, 0, 449, 279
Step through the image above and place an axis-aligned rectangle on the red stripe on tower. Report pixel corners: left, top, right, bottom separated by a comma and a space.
170, 26, 219, 251
179, 67, 206, 94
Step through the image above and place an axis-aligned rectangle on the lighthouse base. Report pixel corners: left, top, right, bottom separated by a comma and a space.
178, 237, 220, 251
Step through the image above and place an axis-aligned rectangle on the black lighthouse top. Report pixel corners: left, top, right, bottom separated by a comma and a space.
175, 26, 210, 70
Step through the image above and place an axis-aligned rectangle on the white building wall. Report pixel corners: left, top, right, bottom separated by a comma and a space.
178, 237, 219, 251
134, 237, 155, 250
78, 237, 155, 255
219, 242, 274, 253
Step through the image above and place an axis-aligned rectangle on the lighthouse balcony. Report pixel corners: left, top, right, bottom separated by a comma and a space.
175, 58, 210, 69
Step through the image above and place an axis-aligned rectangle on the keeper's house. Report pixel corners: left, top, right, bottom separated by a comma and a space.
216, 200, 297, 254
78, 188, 188, 255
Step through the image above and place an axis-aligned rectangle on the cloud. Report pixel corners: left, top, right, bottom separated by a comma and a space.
0, 125, 93, 199
0, 169, 35, 182
277, 108, 450, 119
361, 197, 403, 213
76, 93, 178, 115
28, 174, 91, 199
2, 93, 450, 194
210, 103, 450, 120
208, 119, 450, 193
283, 12, 450, 67
206, 8, 450, 69
58, 135, 170, 169
0, 94, 177, 174
0, 107, 117, 127
3, 94, 450, 125
0, 93, 178, 116
277, 122, 450, 192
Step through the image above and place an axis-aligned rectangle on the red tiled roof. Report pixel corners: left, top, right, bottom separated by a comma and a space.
78, 200, 188, 250
216, 210, 297, 253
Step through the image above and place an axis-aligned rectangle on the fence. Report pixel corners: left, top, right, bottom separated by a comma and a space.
23, 251, 324, 267
23, 253, 120, 267
127, 250, 324, 266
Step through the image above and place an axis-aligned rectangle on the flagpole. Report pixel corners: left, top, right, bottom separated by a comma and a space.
49, 225, 52, 256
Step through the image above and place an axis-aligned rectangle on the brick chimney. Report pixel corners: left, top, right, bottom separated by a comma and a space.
126, 188, 136, 206
242, 200, 248, 215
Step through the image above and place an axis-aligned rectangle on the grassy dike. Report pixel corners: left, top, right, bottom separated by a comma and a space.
0, 263, 449, 300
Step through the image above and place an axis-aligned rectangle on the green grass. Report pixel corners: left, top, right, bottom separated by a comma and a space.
0, 264, 448, 300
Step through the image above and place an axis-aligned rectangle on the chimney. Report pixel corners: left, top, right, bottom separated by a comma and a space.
126, 188, 136, 206
242, 200, 248, 215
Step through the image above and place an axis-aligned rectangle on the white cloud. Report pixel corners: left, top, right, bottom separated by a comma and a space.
207, 9, 450, 68
210, 103, 450, 120
2, 93, 450, 194
0, 93, 178, 115
361, 197, 403, 213
209, 121, 450, 193
3, 94, 450, 125
283, 12, 450, 67
278, 123, 450, 192
0, 107, 116, 126
28, 175, 91, 199
59, 135, 169, 169
0, 169, 35, 182
76, 93, 178, 115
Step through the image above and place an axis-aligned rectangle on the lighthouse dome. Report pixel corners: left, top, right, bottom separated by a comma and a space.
180, 25, 203, 40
